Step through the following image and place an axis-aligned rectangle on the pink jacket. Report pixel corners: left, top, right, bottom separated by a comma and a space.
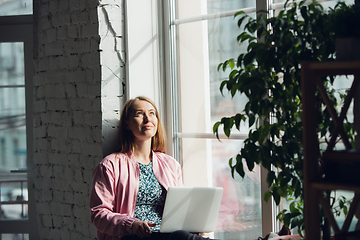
90, 151, 183, 240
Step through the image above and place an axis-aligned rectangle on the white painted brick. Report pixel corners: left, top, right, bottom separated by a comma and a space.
49, 227, 61, 240
44, 42, 64, 56
48, 57, 59, 71
84, 112, 102, 126
33, 125, 47, 139
52, 165, 64, 179
33, 1, 125, 239
68, 127, 90, 141
57, 26, 67, 40
39, 17, 51, 30
73, 206, 89, 219
88, 83, 101, 97
68, 54, 80, 68
39, 227, 50, 240
63, 190, 74, 203
33, 138, 51, 152
70, 141, 82, 154
69, 0, 86, 11
49, 1, 58, 14
70, 232, 83, 240
67, 25, 79, 38
73, 191, 87, 207
39, 2, 49, 17
53, 215, 63, 228
33, 152, 48, 165
46, 99, 69, 111
81, 23, 98, 38
52, 13, 71, 28
74, 218, 86, 235
39, 164, 52, 179
66, 71, 86, 83
65, 83, 77, 98
75, 83, 89, 98
60, 230, 71, 240
52, 189, 64, 202
42, 214, 53, 228
63, 40, 86, 54
51, 139, 72, 153
83, 169, 93, 184
46, 28, 57, 43
58, 0, 69, 12
35, 85, 46, 99
48, 126, 68, 139
39, 178, 55, 194
33, 101, 46, 116
48, 112, 72, 127
54, 84, 66, 98
71, 180, 89, 192
61, 203, 74, 216
71, 11, 89, 24
81, 53, 100, 67
81, 142, 103, 156
37, 57, 50, 72
36, 200, 51, 215
44, 84, 58, 98
58, 55, 69, 69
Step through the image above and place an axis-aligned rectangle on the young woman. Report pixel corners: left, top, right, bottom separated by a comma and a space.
90, 96, 214, 240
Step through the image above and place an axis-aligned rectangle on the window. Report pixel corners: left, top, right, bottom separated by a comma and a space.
166, 0, 357, 239
0, 0, 32, 16
125, 0, 358, 238
168, 1, 268, 239
0, 5, 38, 239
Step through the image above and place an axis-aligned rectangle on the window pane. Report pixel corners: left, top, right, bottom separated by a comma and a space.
0, 0, 32, 16
176, 0, 255, 19
208, 0, 255, 13
176, 7, 255, 134
1, 233, 29, 240
0, 42, 28, 220
0, 42, 25, 86
181, 138, 262, 239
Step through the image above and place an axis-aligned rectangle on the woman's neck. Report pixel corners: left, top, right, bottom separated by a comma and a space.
133, 139, 152, 164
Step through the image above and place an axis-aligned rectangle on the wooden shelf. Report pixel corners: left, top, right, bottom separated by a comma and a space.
311, 181, 360, 192
301, 60, 360, 239
303, 61, 360, 75
322, 150, 360, 163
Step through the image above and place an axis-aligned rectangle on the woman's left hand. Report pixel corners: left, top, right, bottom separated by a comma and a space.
131, 221, 157, 238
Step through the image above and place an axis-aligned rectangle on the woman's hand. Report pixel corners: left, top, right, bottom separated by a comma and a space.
131, 221, 157, 238
193, 232, 205, 237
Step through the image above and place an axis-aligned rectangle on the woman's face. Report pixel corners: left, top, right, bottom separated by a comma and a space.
127, 100, 158, 142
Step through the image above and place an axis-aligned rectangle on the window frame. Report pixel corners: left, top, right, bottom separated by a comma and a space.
0, 14, 39, 239
162, 0, 276, 237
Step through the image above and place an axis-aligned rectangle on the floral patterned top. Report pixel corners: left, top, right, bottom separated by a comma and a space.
133, 162, 166, 231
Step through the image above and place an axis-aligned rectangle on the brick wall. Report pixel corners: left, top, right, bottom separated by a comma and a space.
32, 0, 125, 239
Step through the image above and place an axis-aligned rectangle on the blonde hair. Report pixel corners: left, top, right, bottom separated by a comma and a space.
116, 96, 166, 153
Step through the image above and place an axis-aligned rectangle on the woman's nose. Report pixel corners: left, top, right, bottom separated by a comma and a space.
143, 113, 150, 122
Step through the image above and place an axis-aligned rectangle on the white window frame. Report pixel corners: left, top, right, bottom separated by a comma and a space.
125, 0, 280, 237
163, 0, 276, 237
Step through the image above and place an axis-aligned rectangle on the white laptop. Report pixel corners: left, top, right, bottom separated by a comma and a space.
158, 186, 223, 233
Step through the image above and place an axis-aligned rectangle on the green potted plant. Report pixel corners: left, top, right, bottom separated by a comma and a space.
213, 0, 355, 238
329, 2, 360, 60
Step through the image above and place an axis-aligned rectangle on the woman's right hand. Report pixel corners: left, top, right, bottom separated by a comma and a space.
131, 221, 157, 238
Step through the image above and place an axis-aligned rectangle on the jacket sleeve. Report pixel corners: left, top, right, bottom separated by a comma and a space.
90, 160, 138, 237
175, 159, 183, 187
